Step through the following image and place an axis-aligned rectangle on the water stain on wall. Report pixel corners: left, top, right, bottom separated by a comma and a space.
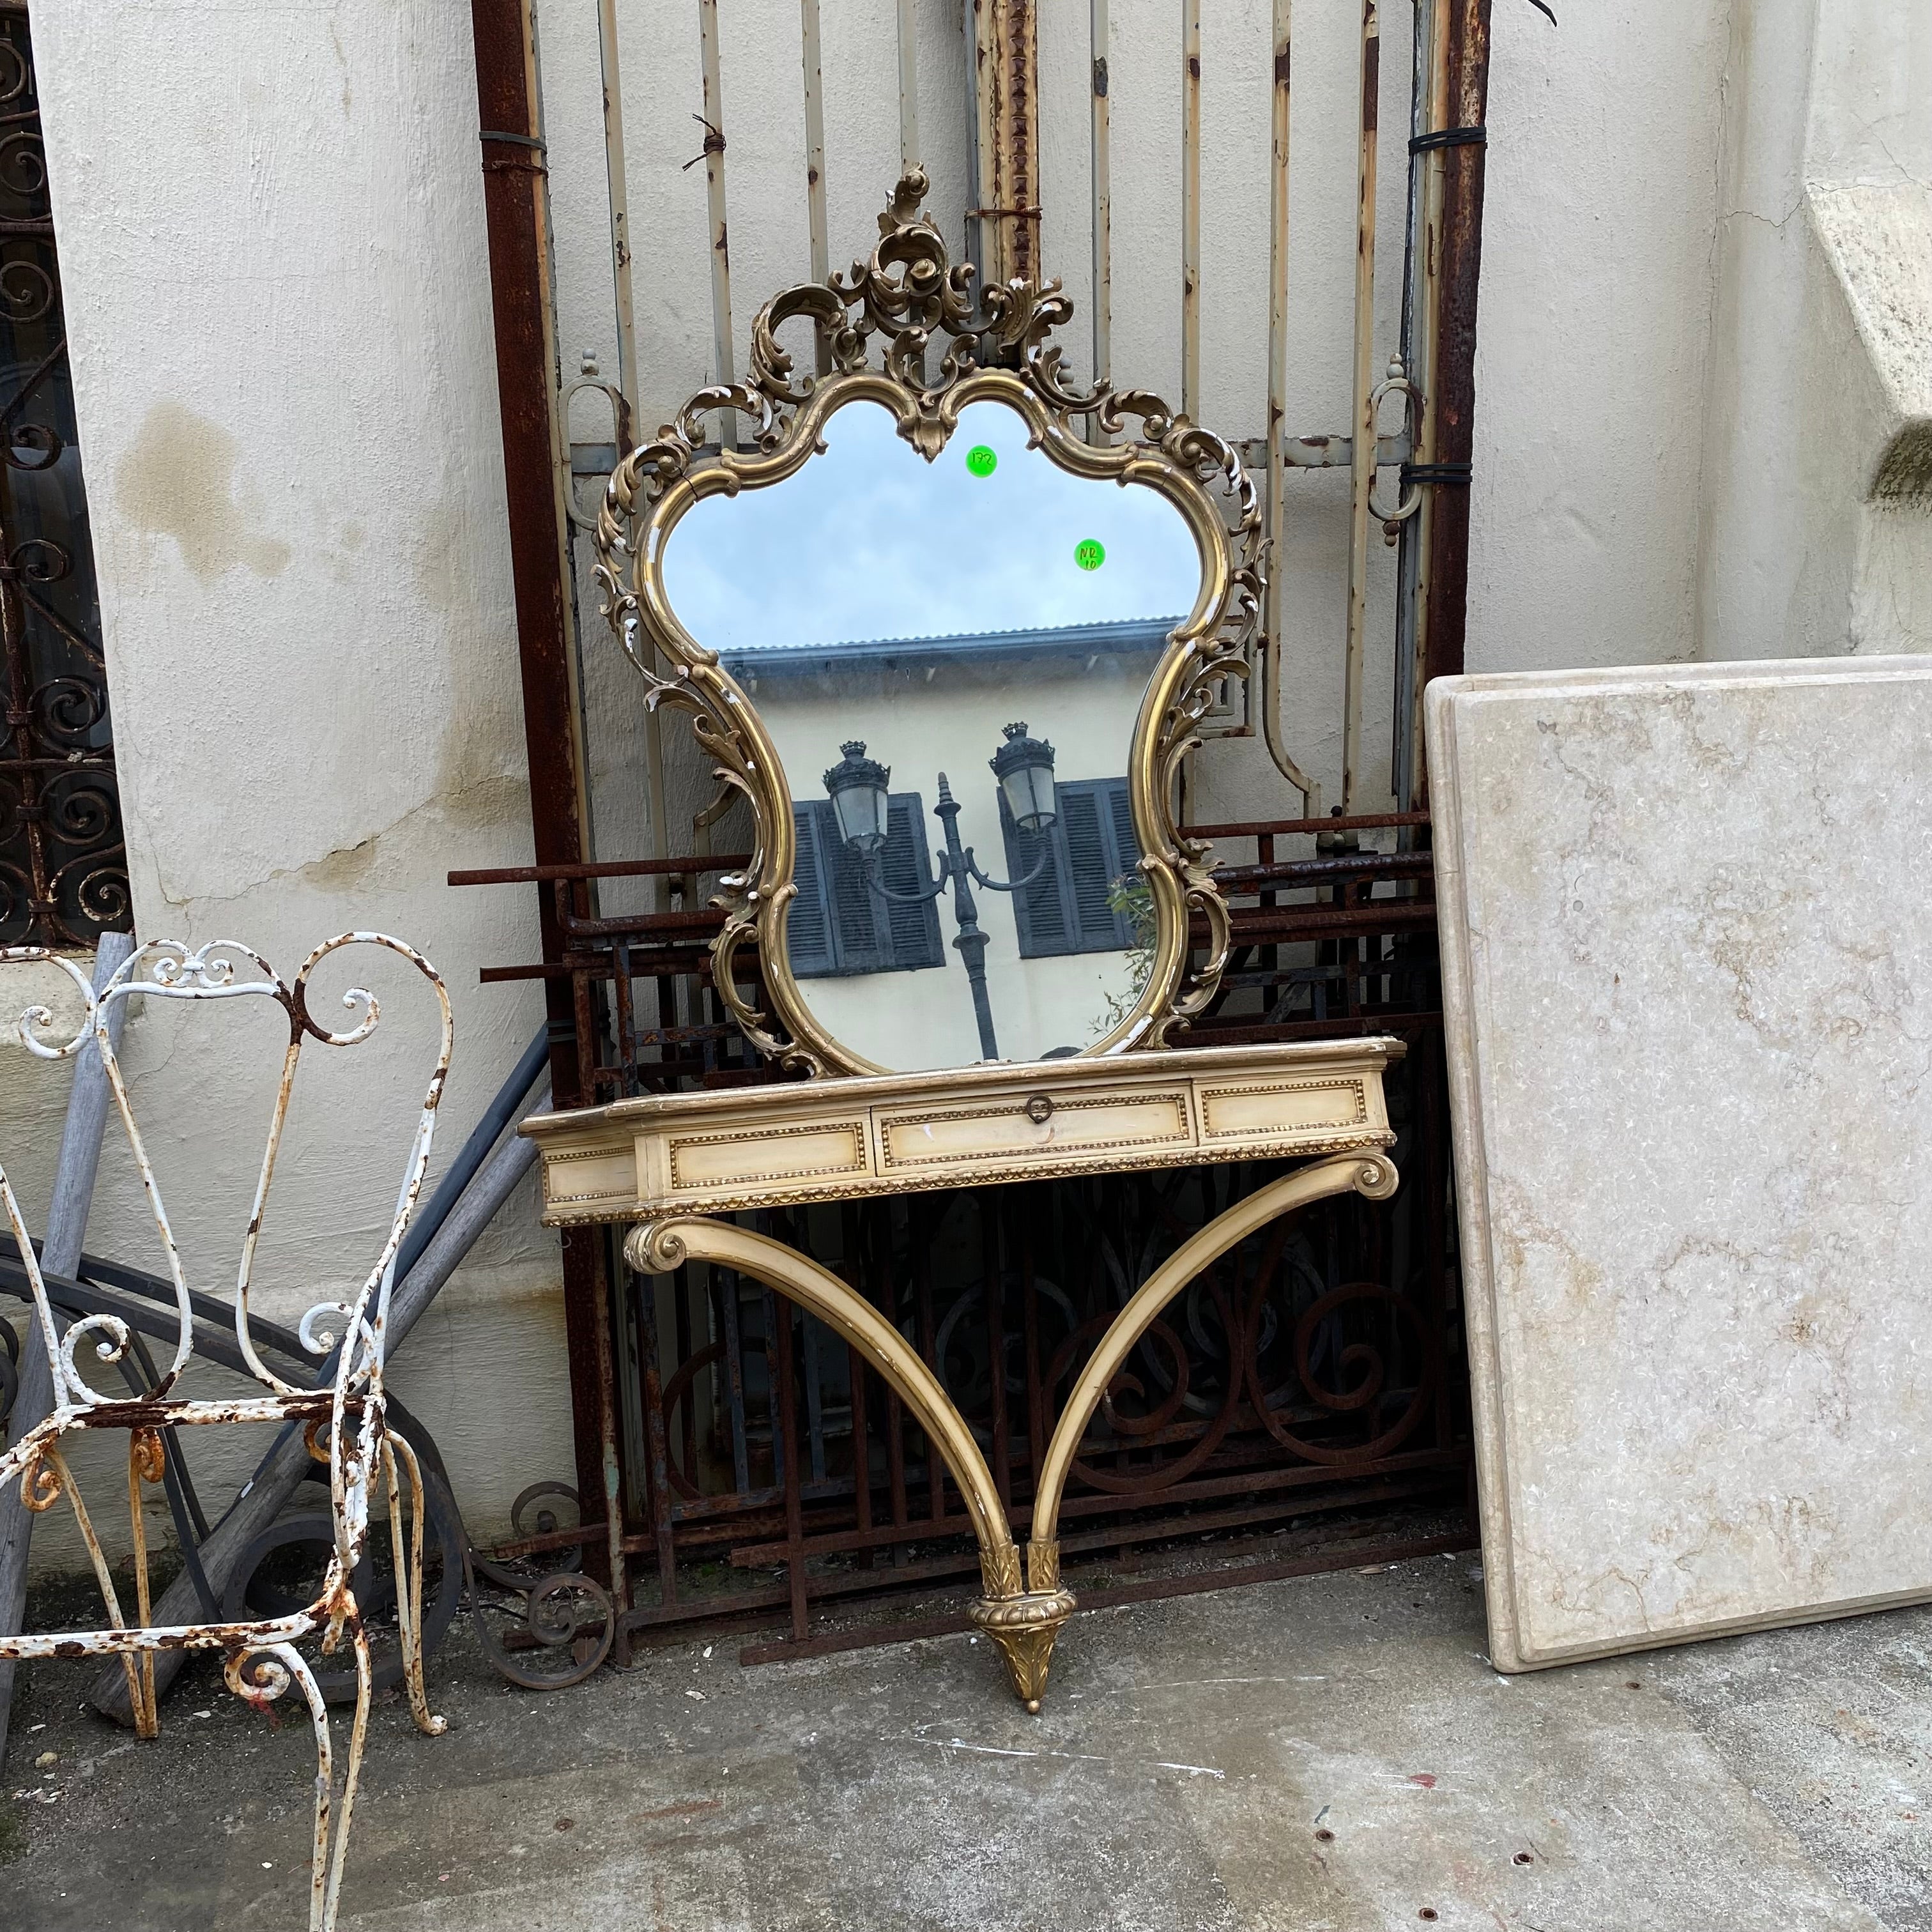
116, 401, 293, 583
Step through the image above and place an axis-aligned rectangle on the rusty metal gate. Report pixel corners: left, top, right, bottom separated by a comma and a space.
0, 0, 125, 950
457, 0, 1497, 1662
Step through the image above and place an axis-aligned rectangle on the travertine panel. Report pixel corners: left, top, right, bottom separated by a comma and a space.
1429, 658, 1932, 1671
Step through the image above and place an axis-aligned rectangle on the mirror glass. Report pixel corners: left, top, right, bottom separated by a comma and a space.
663, 397, 1201, 1071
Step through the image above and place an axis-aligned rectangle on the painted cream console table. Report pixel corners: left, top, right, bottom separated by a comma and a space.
523, 1038, 1402, 1708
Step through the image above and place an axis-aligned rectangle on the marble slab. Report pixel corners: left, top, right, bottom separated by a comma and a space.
1427, 657, 1932, 1672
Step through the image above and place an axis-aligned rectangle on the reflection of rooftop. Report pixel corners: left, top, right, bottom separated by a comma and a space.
716, 615, 1183, 671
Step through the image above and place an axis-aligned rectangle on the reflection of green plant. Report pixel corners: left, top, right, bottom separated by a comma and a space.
1094, 873, 1156, 1034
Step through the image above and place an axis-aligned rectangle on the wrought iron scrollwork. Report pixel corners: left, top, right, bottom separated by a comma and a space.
0, 5, 125, 947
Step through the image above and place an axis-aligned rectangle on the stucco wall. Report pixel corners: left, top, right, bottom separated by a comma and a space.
1698, 0, 1932, 661
13, 1, 572, 1562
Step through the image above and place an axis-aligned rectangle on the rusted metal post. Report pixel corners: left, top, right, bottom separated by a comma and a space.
697, 0, 737, 445
1087, 0, 1110, 440
1342, 0, 1381, 814
593, 0, 672, 889
1259, 0, 1319, 813
969, 0, 1039, 299
468, 0, 625, 1613
1391, 0, 1444, 807
1180, 0, 1201, 421
801, 0, 831, 376
1415, 0, 1491, 799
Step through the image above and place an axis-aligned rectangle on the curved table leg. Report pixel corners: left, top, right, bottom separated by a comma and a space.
1019, 1153, 1399, 1688
625, 1218, 1066, 1705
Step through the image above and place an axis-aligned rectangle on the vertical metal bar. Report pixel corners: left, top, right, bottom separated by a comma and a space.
1180, 0, 1202, 420
611, 939, 639, 1098
469, 0, 618, 1612
1020, 1212, 1045, 1485
595, 0, 639, 421
594, 0, 671, 880
802, 1308, 828, 1485
1088, 0, 1111, 438
1392, 0, 1439, 808
896, 0, 921, 173
848, 1340, 875, 1561
1008, 1, 1039, 284
1259, 0, 1317, 812
772, 1295, 809, 1639
631, 1263, 679, 1608
967, 0, 996, 284
873, 1205, 909, 1542
697, 0, 736, 447
1418, 0, 1491, 760
674, 1270, 698, 1487
1342, 0, 1382, 815
716, 1269, 752, 1496
801, 0, 831, 359
914, 1200, 945, 1522
982, 1199, 1011, 1505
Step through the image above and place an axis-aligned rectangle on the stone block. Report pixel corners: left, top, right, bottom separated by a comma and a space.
1428, 657, 1932, 1670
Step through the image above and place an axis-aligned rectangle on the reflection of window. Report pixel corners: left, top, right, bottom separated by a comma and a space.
788, 795, 946, 977
1001, 778, 1142, 958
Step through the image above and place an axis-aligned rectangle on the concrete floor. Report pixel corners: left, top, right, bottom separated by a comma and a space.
4, 1552, 1929, 1930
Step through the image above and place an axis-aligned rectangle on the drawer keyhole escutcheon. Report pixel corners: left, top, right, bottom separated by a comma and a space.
1025, 1094, 1055, 1124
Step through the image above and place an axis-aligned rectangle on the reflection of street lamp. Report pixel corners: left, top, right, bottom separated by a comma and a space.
988, 721, 1058, 831
822, 725, 1059, 1062
822, 741, 893, 854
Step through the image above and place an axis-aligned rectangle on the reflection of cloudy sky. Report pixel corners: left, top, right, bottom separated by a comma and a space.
662, 399, 1200, 652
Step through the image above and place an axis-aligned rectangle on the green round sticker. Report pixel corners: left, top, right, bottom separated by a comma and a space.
965, 445, 998, 478
1074, 538, 1107, 572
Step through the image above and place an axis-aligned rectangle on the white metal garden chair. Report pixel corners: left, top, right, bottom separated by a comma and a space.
0, 934, 452, 1931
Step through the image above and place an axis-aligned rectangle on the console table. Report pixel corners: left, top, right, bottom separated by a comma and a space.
522, 1036, 1403, 1707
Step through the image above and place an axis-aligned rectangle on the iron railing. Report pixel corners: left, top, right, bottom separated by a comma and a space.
0, 0, 125, 949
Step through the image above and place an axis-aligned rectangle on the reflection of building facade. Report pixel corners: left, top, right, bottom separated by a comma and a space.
723, 618, 1173, 1064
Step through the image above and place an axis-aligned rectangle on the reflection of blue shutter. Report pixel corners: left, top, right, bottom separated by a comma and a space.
1003, 810, 1069, 957
786, 804, 836, 976
1001, 777, 1138, 958
880, 795, 944, 968
1061, 787, 1115, 945
792, 795, 942, 978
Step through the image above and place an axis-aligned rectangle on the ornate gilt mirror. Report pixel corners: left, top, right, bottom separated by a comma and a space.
595, 172, 1258, 1077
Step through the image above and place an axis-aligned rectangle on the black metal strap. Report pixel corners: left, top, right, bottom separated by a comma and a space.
1402, 462, 1473, 487
1410, 125, 1486, 153
480, 129, 548, 176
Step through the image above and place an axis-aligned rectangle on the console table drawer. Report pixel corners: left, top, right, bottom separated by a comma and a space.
648, 1115, 872, 1202
1192, 1072, 1375, 1149
877, 1085, 1193, 1174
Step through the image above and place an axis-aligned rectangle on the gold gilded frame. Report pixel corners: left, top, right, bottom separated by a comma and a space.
594, 169, 1260, 1077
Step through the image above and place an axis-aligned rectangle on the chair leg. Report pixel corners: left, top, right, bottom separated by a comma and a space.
319, 1627, 372, 1932
382, 1434, 447, 1738
225, 1641, 341, 1932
